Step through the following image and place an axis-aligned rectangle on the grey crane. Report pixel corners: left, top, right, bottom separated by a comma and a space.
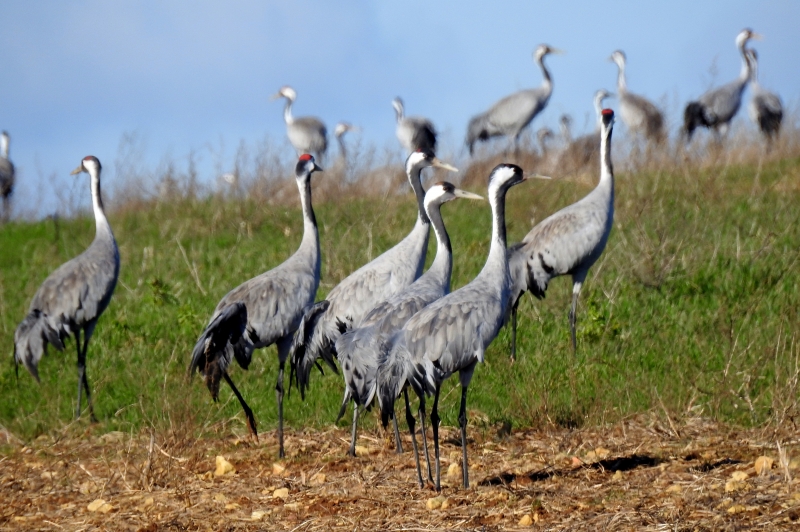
466, 44, 563, 156
0, 131, 14, 222
683, 29, 761, 141
377, 162, 537, 490
334, 122, 356, 161
746, 48, 783, 146
290, 150, 458, 400
14, 156, 120, 421
608, 50, 664, 142
507, 109, 616, 361
392, 97, 437, 154
334, 182, 483, 457
189, 154, 322, 458
556, 90, 612, 174
272, 86, 328, 163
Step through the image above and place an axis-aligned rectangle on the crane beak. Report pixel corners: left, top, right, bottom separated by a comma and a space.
550, 48, 566, 55
270, 92, 283, 101
453, 189, 484, 201
314, 163, 323, 172
431, 158, 458, 173
523, 173, 552, 181
70, 165, 84, 176
750, 32, 763, 41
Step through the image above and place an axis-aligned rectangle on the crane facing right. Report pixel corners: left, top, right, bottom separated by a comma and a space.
507, 108, 616, 361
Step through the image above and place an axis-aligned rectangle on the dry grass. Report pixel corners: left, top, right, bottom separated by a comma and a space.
2, 416, 799, 531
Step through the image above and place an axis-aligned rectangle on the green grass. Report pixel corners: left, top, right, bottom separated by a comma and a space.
1, 153, 799, 443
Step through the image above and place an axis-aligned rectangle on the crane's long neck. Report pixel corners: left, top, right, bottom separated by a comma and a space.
297, 174, 319, 252
0, 135, 8, 159
89, 170, 113, 240
537, 54, 554, 97
737, 41, 752, 83
484, 185, 509, 277
337, 137, 347, 160
597, 119, 615, 203
283, 98, 295, 125
616, 60, 628, 93
409, 166, 431, 226
425, 200, 453, 291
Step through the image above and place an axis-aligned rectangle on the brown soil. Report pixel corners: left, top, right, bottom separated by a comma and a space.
2, 415, 799, 531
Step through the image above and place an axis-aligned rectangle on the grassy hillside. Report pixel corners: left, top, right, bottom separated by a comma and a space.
1, 144, 799, 445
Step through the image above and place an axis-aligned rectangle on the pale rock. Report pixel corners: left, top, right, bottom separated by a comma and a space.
213, 493, 228, 503
354, 445, 370, 457
251, 510, 268, 520
284, 503, 300, 511
224, 503, 239, 510
754, 456, 774, 475
426, 495, 447, 510
310, 472, 326, 485
87, 499, 113, 513
273, 488, 290, 499
447, 462, 461, 479
440, 497, 453, 510
612, 470, 623, 481
666, 484, 682, 493
272, 463, 286, 475
727, 504, 747, 514
724, 480, 747, 492
730, 470, 749, 482
519, 514, 533, 526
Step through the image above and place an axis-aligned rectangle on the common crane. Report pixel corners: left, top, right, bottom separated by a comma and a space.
392, 97, 437, 154
683, 29, 761, 141
14, 156, 120, 421
746, 48, 783, 146
335, 182, 483, 458
334, 122, 356, 161
556, 90, 612, 175
189, 154, 322, 458
377, 163, 540, 490
0, 131, 14, 222
507, 109, 616, 361
290, 150, 457, 400
272, 86, 328, 163
466, 44, 563, 156
609, 50, 664, 142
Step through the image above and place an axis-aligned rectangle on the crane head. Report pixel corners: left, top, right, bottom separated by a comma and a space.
271, 85, 297, 101
488, 164, 525, 194
534, 44, 564, 61
425, 182, 484, 210
601, 108, 615, 128
736, 28, 762, 49
609, 50, 626, 67
392, 97, 405, 120
71, 155, 101, 176
296, 154, 322, 176
406, 149, 458, 174
334, 122, 356, 138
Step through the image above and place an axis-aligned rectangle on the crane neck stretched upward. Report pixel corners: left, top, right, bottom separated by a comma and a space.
424, 195, 453, 288
408, 164, 431, 227
283, 98, 295, 125
297, 173, 318, 244
615, 58, 628, 93
598, 116, 614, 190
88, 167, 113, 240
536, 53, 554, 94
0, 134, 8, 159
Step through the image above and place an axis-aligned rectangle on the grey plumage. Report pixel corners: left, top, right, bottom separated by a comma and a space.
14, 156, 120, 421
334, 122, 355, 161
746, 48, 782, 144
0, 131, 14, 222
609, 51, 664, 142
393, 97, 437, 154
508, 109, 616, 361
290, 150, 457, 400
466, 44, 563, 156
272, 86, 328, 163
683, 29, 761, 141
334, 182, 483, 458
378, 163, 532, 490
189, 155, 322, 457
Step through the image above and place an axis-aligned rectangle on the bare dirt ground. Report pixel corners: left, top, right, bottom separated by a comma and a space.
2, 415, 799, 531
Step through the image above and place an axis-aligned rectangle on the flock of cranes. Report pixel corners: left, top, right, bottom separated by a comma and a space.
7, 28, 785, 491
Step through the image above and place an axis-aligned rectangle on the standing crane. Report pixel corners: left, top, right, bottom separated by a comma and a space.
466, 44, 563, 156
334, 122, 356, 161
14, 156, 120, 421
507, 109, 616, 361
608, 50, 664, 142
377, 162, 538, 490
189, 155, 322, 458
290, 150, 458, 400
272, 86, 328, 163
335, 182, 483, 457
683, 29, 761, 141
0, 131, 14, 222
392, 97, 437, 154
746, 48, 783, 146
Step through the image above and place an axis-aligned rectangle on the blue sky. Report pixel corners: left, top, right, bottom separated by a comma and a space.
0, 1, 797, 217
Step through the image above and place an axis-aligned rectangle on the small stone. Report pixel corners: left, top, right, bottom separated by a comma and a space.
87, 499, 112, 513
213, 493, 228, 503
224, 503, 239, 510
272, 463, 286, 475
730, 470, 748, 481
595, 447, 611, 459
273, 488, 290, 499
727, 504, 747, 514
533, 512, 540, 522
426, 495, 446, 510
284, 502, 300, 511
214, 456, 235, 476
309, 472, 326, 485
724, 480, 747, 492
143, 497, 154, 506
612, 470, 623, 481
571, 456, 583, 467
754, 456, 774, 475
666, 484, 682, 493
519, 514, 533, 526
447, 462, 461, 479
251, 510, 268, 520
354, 445, 370, 457
440, 497, 453, 510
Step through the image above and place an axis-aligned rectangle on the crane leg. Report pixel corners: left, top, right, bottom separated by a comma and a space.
569, 281, 583, 353
404, 388, 423, 488
222, 371, 258, 440
74, 329, 84, 420
276, 362, 285, 457
348, 404, 358, 457
510, 303, 518, 363
431, 382, 443, 492
458, 385, 470, 489
392, 408, 404, 454
418, 394, 433, 483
